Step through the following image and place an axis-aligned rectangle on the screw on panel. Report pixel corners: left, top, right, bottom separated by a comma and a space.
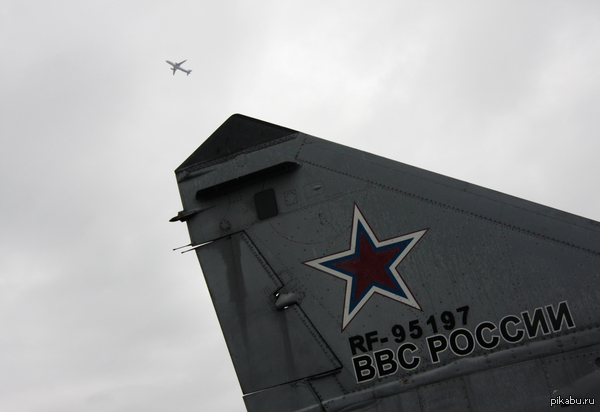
220, 219, 232, 231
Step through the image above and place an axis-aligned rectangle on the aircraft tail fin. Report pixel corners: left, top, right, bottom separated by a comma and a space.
173, 114, 600, 412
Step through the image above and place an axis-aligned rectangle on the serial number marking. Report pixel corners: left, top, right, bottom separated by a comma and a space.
349, 301, 575, 383
349, 306, 469, 355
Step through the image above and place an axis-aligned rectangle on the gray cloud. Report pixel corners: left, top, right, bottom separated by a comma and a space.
1, 1, 600, 411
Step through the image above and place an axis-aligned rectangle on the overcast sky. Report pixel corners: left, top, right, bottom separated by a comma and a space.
2, 1, 600, 411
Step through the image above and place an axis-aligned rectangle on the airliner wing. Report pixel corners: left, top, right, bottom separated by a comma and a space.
172, 114, 600, 412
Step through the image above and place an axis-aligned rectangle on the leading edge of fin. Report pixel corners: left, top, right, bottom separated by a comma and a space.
175, 114, 298, 180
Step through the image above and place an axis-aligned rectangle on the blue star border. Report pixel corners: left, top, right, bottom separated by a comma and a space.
304, 204, 428, 330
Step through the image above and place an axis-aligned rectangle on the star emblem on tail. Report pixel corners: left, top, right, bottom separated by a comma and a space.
304, 204, 427, 330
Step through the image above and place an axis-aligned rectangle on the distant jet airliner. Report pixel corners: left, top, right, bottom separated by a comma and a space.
166, 60, 191, 76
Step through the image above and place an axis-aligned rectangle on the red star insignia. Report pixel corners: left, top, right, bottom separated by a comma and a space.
304, 204, 427, 329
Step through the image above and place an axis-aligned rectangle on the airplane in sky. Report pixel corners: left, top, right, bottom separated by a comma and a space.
166, 60, 191, 76
171, 114, 600, 411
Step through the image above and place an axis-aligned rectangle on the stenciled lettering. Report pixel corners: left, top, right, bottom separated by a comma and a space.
350, 301, 576, 384
374, 349, 398, 378
546, 301, 575, 332
499, 315, 525, 343
521, 307, 550, 339
352, 354, 376, 383
397, 342, 420, 370
426, 334, 448, 364
449, 328, 475, 357
475, 321, 500, 350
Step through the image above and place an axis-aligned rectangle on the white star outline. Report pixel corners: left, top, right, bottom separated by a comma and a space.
304, 204, 428, 330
